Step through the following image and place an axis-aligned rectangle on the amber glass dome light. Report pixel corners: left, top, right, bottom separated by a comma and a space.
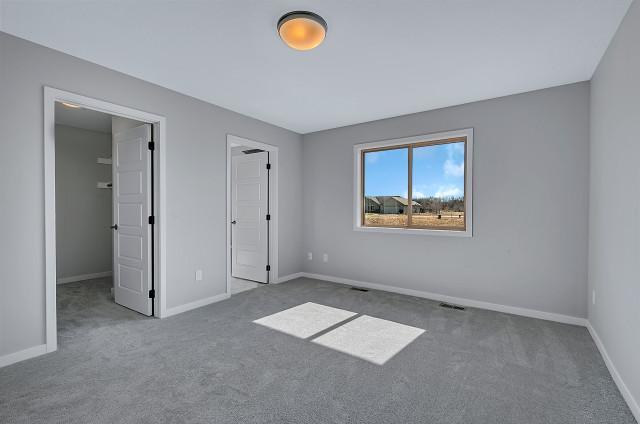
277, 11, 327, 51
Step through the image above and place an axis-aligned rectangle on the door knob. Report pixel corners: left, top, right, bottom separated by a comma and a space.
110, 224, 118, 230
231, 220, 237, 225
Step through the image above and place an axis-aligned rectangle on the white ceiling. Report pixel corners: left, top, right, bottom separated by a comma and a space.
1, 1, 632, 134
55, 102, 113, 134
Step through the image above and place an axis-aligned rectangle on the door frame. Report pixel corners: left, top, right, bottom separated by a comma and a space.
43, 86, 167, 354
226, 134, 279, 294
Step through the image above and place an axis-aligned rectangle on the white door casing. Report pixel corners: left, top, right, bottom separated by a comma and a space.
231, 151, 269, 283
113, 124, 152, 315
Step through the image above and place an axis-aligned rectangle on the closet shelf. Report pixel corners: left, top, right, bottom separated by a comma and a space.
97, 182, 112, 189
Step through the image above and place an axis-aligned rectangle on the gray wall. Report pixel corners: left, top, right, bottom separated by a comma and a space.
588, 0, 640, 412
55, 125, 112, 280
302, 82, 590, 318
0, 32, 303, 357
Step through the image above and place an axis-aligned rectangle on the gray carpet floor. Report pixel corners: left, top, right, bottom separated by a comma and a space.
0, 277, 635, 424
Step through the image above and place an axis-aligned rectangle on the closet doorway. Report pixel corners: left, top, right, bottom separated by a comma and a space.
44, 88, 166, 354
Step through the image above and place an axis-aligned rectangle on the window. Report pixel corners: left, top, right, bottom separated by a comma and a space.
354, 129, 473, 236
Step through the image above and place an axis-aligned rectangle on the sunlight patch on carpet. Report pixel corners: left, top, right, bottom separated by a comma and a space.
254, 303, 425, 365
312, 315, 425, 365
253, 302, 356, 339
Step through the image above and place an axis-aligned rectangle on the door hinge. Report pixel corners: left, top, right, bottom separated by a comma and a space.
266, 163, 271, 170
266, 214, 271, 221
148, 141, 155, 151
148, 216, 155, 225
266, 265, 271, 271
148, 289, 155, 299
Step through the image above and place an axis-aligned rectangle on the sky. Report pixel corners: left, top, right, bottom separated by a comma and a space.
364, 142, 465, 199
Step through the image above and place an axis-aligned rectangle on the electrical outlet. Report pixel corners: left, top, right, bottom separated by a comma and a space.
307, 252, 313, 260
592, 289, 596, 305
195, 270, 203, 281
322, 253, 328, 263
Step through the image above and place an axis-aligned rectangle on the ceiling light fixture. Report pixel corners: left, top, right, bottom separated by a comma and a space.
61, 102, 82, 109
277, 11, 327, 51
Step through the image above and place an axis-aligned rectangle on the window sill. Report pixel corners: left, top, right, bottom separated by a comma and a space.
354, 225, 472, 237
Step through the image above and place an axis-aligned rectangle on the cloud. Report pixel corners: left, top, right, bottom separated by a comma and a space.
402, 190, 426, 199
443, 141, 465, 177
434, 186, 463, 198
444, 159, 464, 177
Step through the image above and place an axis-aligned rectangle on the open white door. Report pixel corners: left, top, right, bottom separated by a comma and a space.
112, 124, 153, 315
231, 151, 269, 283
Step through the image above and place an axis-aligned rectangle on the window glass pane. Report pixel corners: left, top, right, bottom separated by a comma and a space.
411, 141, 465, 230
363, 147, 408, 227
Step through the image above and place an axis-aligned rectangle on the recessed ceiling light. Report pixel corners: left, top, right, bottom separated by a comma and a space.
61, 102, 82, 109
277, 11, 327, 51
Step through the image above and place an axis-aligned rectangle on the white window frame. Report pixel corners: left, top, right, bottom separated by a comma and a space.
353, 128, 473, 237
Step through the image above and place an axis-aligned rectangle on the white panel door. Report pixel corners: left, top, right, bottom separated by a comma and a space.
113, 124, 152, 315
231, 151, 269, 283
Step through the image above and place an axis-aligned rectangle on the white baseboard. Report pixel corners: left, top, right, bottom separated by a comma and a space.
0, 344, 47, 368
587, 322, 640, 422
275, 272, 305, 284
57, 271, 112, 284
300, 272, 587, 327
163, 292, 230, 318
